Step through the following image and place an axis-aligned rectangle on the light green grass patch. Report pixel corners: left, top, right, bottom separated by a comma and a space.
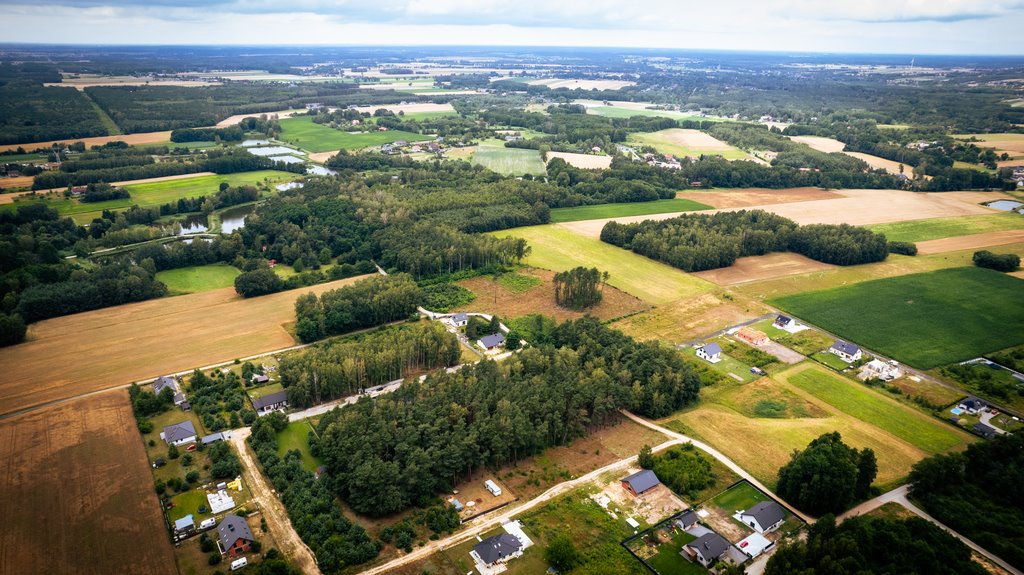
770, 267, 1024, 369
867, 213, 1024, 243
156, 263, 240, 294
810, 351, 852, 371
492, 225, 714, 305
782, 365, 967, 453
248, 382, 284, 399
0, 152, 48, 162
710, 481, 773, 515
471, 143, 547, 176
497, 272, 542, 293
279, 115, 432, 153
647, 531, 705, 575
168, 489, 215, 522
549, 199, 713, 223
684, 346, 758, 383
627, 130, 752, 161
276, 420, 322, 473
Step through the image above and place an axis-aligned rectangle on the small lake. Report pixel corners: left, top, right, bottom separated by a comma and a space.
176, 216, 209, 235
241, 139, 271, 147
269, 155, 304, 164
220, 204, 255, 234
987, 200, 1024, 212
248, 146, 305, 157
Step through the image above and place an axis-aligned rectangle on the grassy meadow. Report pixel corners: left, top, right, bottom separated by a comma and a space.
627, 129, 751, 160
470, 143, 547, 176
549, 198, 713, 223
155, 263, 240, 294
867, 212, 1024, 243
279, 115, 432, 153
770, 267, 1024, 369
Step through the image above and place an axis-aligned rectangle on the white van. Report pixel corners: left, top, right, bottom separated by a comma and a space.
230, 557, 248, 571
199, 518, 216, 530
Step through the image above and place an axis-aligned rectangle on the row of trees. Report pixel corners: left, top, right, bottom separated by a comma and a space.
638, 443, 716, 500
293, 274, 422, 343
314, 317, 702, 516
601, 210, 888, 272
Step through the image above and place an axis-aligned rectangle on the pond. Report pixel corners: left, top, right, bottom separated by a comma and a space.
241, 139, 271, 147
247, 146, 305, 157
219, 204, 255, 234
308, 165, 338, 176
986, 199, 1024, 212
269, 155, 304, 164
177, 215, 209, 235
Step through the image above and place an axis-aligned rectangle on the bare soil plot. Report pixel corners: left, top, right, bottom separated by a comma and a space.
0, 190, 32, 204
844, 151, 916, 177
307, 150, 339, 163
790, 135, 847, 153
693, 252, 835, 285
0, 275, 372, 417
215, 109, 303, 127
528, 78, 635, 90
546, 151, 613, 169
676, 187, 840, 208
0, 390, 177, 575
0, 130, 173, 153
46, 73, 220, 89
0, 176, 33, 190
613, 292, 769, 346
454, 268, 648, 323
915, 230, 1024, 254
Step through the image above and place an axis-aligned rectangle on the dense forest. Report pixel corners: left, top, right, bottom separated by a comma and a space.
0, 82, 108, 144
313, 317, 701, 516
909, 433, 1024, 570
293, 274, 423, 343
601, 210, 889, 271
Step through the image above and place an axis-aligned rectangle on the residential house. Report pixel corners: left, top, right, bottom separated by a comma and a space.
773, 315, 793, 330
736, 327, 769, 346
450, 312, 469, 327
738, 501, 785, 534
153, 375, 189, 408
674, 510, 699, 531
696, 342, 722, 364
251, 374, 270, 385
973, 422, 998, 438
477, 333, 506, 352
682, 532, 731, 567
251, 390, 288, 416
174, 515, 196, 539
201, 432, 228, 446
959, 396, 988, 415
471, 534, 524, 567
829, 339, 862, 363
160, 420, 197, 446
621, 469, 660, 497
216, 514, 255, 558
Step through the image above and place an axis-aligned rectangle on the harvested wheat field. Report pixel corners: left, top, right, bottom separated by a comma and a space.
790, 135, 847, 153
308, 150, 339, 163
694, 253, 836, 285
0, 390, 176, 575
352, 102, 455, 115
0, 275, 372, 417
0, 190, 32, 204
454, 268, 648, 323
844, 151, 916, 177
215, 109, 303, 127
546, 151, 613, 169
676, 187, 839, 208
916, 230, 1024, 255
0, 131, 173, 153
955, 133, 1024, 155
0, 176, 33, 190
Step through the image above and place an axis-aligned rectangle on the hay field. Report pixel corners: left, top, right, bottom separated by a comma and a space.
491, 225, 713, 305
0, 175, 33, 190
789, 135, 847, 153
628, 128, 751, 160
155, 263, 241, 293
471, 144, 547, 176
546, 151, 613, 169
613, 292, 768, 345
954, 133, 1024, 155
528, 78, 635, 90
46, 74, 219, 89
844, 151, 916, 176
549, 198, 712, 223
351, 102, 456, 115
0, 275, 372, 417
693, 253, 836, 285
278, 116, 431, 153
915, 230, 1024, 254
866, 212, 1024, 243
0, 390, 177, 575
0, 130, 173, 153
676, 187, 839, 208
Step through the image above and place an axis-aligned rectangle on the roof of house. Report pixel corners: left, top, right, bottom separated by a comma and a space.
961, 397, 988, 410
676, 510, 699, 526
774, 315, 792, 325
251, 390, 288, 411
622, 469, 660, 494
174, 515, 194, 532
216, 515, 254, 551
252, 374, 270, 383
479, 333, 506, 349
831, 339, 860, 356
701, 342, 722, 356
741, 501, 785, 528
153, 375, 178, 395
737, 326, 767, 340
689, 532, 730, 560
452, 312, 469, 322
201, 432, 225, 445
973, 422, 997, 437
162, 420, 197, 443
473, 534, 523, 564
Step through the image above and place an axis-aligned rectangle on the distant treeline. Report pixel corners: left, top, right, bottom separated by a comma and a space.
170, 126, 244, 143
601, 210, 889, 271
0, 83, 109, 145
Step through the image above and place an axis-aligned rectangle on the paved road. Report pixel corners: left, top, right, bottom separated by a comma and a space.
839, 485, 1022, 575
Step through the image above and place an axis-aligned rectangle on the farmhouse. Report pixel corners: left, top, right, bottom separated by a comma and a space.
477, 333, 506, 352
251, 390, 288, 416
682, 532, 731, 567
216, 514, 254, 558
160, 420, 197, 446
829, 339, 862, 363
738, 501, 785, 534
450, 312, 469, 327
621, 469, 660, 497
696, 342, 722, 364
959, 396, 988, 415
736, 326, 769, 346
471, 534, 524, 567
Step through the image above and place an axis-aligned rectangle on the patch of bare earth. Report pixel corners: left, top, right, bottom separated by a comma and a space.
0, 131, 174, 153
676, 187, 839, 208
0, 390, 177, 575
613, 292, 769, 346
693, 253, 836, 285
916, 230, 1024, 255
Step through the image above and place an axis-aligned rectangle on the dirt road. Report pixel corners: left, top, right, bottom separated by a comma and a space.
231, 428, 322, 575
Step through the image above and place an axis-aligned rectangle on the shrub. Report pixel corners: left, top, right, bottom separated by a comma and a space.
973, 250, 1020, 272
208, 553, 222, 566
888, 241, 918, 256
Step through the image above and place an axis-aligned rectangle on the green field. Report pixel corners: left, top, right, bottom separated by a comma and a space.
784, 367, 966, 453
684, 346, 758, 383
279, 115, 432, 153
771, 267, 1024, 369
492, 225, 714, 305
276, 420, 322, 473
627, 130, 752, 161
155, 263, 240, 294
471, 143, 547, 176
549, 199, 713, 223
867, 213, 1024, 243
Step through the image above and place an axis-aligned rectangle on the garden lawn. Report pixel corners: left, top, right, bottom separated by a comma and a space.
770, 267, 1024, 369
276, 420, 322, 473
549, 199, 713, 223
710, 481, 773, 515
278, 115, 432, 153
492, 225, 714, 305
647, 532, 704, 575
167, 489, 214, 523
810, 352, 851, 371
866, 213, 1024, 243
778, 364, 967, 453
155, 263, 240, 294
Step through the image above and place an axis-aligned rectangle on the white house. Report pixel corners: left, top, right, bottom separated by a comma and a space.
829, 339, 862, 363
251, 390, 288, 416
738, 501, 785, 534
682, 532, 730, 567
449, 313, 469, 328
696, 342, 722, 364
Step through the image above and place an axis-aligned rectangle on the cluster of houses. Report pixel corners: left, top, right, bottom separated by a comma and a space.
153, 375, 190, 411
1013, 166, 1024, 189
173, 512, 256, 562
380, 140, 443, 155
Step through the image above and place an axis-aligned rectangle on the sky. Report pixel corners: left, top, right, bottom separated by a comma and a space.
4, 0, 1024, 55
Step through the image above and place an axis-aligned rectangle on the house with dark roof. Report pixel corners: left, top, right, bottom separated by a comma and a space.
471, 533, 523, 566
621, 469, 660, 497
738, 501, 785, 534
973, 422, 998, 439
674, 510, 700, 531
773, 315, 793, 329
682, 532, 731, 567
829, 339, 862, 363
696, 342, 722, 364
959, 396, 988, 414
450, 312, 469, 327
251, 374, 270, 385
216, 514, 255, 557
160, 420, 197, 446
477, 333, 506, 352
201, 432, 227, 446
251, 390, 288, 416
153, 376, 189, 408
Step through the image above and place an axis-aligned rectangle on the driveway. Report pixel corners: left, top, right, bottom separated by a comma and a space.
759, 341, 805, 364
